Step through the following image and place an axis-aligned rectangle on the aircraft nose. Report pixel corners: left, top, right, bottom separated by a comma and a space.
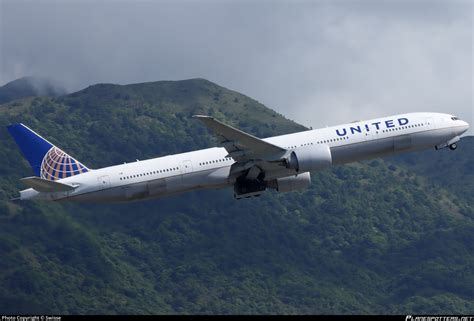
459, 120, 469, 135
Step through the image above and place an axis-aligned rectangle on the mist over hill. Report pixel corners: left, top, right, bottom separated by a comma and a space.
0, 78, 472, 314
0, 77, 67, 104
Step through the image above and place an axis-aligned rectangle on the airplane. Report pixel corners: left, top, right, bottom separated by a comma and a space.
7, 112, 469, 202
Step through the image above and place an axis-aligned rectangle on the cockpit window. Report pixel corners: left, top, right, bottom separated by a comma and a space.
451, 117, 459, 121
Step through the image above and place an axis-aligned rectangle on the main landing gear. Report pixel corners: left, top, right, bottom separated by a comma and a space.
449, 143, 457, 150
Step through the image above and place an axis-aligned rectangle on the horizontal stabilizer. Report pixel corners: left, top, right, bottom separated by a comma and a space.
20, 177, 76, 192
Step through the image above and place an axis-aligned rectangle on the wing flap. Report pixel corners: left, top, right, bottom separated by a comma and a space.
193, 115, 287, 161
20, 177, 76, 192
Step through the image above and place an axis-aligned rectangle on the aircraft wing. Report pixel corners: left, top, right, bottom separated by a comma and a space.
20, 176, 76, 192
193, 115, 287, 162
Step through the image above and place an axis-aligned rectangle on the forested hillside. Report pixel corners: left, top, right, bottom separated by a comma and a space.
0, 79, 472, 314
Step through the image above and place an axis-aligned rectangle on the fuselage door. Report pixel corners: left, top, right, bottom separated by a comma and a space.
364, 128, 373, 141
98, 175, 111, 189
426, 117, 435, 130
182, 160, 193, 174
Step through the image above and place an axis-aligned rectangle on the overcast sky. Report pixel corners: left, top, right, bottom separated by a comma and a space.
1, 0, 472, 133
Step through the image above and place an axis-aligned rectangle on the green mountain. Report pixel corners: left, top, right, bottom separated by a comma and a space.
0, 77, 67, 104
0, 79, 472, 314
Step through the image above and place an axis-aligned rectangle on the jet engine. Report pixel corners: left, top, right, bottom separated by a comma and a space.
269, 172, 311, 193
285, 144, 332, 172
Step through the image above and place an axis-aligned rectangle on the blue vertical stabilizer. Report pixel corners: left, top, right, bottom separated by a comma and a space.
7, 124, 89, 180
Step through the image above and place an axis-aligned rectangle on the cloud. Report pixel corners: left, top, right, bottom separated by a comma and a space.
0, 0, 472, 133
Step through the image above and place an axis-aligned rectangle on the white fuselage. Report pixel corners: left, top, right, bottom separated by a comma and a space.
20, 112, 469, 202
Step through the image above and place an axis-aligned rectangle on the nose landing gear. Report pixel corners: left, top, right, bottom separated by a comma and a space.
435, 136, 460, 151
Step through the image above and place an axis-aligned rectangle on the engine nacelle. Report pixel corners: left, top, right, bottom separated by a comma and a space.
286, 144, 332, 172
273, 172, 311, 193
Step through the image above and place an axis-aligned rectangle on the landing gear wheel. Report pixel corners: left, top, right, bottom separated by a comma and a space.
449, 143, 457, 150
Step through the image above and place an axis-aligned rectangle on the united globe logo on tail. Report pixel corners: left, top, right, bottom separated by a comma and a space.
7, 123, 90, 180
40, 147, 89, 181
